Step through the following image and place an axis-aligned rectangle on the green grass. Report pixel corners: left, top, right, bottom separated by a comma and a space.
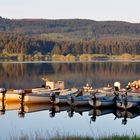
9, 134, 140, 140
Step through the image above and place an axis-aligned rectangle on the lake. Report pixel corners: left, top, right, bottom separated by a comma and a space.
0, 62, 140, 139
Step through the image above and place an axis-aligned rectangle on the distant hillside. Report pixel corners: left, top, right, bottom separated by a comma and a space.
1, 16, 140, 56
1, 16, 140, 39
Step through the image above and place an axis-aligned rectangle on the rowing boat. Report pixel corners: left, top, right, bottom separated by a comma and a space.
89, 95, 115, 107
24, 88, 79, 104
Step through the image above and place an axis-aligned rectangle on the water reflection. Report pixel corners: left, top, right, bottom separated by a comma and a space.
114, 109, 140, 125
0, 62, 140, 139
0, 62, 140, 89
0, 97, 140, 126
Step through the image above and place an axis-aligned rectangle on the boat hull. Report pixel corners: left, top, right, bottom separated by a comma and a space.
24, 95, 51, 104
116, 96, 140, 109
67, 95, 90, 106
0, 93, 20, 102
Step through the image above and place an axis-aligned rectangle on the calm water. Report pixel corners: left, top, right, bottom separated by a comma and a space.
0, 62, 140, 139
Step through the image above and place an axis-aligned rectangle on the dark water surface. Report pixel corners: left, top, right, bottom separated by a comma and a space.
0, 62, 140, 139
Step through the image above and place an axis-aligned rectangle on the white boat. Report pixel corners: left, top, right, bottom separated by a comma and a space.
23, 88, 79, 104
0, 84, 79, 104
0, 79, 66, 102
0, 89, 76, 103
32, 78, 65, 93
48, 88, 80, 105
97, 87, 140, 97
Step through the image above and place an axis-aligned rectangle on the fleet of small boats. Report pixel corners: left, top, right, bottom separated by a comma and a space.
0, 79, 140, 125
0, 79, 140, 111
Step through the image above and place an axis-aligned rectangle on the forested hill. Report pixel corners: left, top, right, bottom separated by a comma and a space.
1, 16, 140, 56
1, 16, 140, 38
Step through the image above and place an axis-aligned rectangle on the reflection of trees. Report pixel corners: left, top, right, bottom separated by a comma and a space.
0, 62, 140, 89
2, 63, 25, 79
51, 62, 139, 77
51, 62, 140, 88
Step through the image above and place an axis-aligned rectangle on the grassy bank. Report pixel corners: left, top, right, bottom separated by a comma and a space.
10, 134, 140, 140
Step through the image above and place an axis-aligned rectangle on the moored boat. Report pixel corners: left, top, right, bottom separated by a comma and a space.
116, 95, 140, 109
67, 91, 108, 107
67, 95, 90, 106
89, 95, 115, 107
48, 88, 80, 105
0, 88, 32, 102
23, 88, 79, 104
32, 78, 65, 94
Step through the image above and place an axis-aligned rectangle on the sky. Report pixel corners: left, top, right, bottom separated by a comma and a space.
0, 0, 140, 23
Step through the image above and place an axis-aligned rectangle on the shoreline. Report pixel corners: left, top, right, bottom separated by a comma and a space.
1, 53, 140, 63
1, 59, 140, 63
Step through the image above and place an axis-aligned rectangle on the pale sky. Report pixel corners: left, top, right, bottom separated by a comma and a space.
0, 0, 140, 23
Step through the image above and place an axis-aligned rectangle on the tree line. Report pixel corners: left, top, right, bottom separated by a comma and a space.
0, 33, 140, 55
1, 17, 140, 56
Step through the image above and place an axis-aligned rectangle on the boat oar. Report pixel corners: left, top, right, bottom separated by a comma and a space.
0, 88, 6, 115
